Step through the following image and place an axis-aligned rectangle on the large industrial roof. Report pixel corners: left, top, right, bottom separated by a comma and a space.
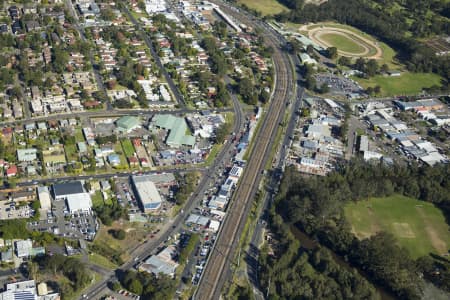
132, 175, 163, 210
53, 181, 84, 197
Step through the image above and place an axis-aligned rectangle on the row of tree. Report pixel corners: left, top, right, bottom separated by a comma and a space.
119, 270, 176, 299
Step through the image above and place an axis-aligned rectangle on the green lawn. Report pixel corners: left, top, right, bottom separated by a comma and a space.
345, 195, 450, 258
64, 144, 78, 162
121, 139, 136, 157
320, 33, 366, 54
238, 0, 289, 16
205, 144, 222, 166
355, 72, 443, 96
91, 190, 104, 207
88, 252, 118, 270
75, 128, 85, 143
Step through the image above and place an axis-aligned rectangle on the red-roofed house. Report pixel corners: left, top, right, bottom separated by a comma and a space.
128, 156, 139, 167
6, 165, 17, 177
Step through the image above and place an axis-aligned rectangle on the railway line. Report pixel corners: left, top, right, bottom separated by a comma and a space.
194, 2, 294, 299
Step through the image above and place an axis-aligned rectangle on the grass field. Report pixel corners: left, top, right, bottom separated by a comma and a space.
320, 33, 366, 54
88, 252, 118, 270
355, 72, 443, 96
238, 0, 289, 16
121, 139, 136, 157
345, 195, 450, 258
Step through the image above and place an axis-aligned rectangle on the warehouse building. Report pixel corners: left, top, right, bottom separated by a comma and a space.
37, 186, 51, 211
132, 175, 163, 211
52, 181, 92, 213
153, 115, 195, 148
116, 116, 141, 133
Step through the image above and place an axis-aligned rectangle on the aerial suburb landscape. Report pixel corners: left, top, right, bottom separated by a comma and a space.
0, 0, 448, 300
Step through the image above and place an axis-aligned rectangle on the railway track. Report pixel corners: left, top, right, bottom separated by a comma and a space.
194, 3, 294, 299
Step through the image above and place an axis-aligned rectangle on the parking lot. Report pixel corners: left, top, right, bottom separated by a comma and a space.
315, 73, 364, 95
0, 201, 35, 219
27, 198, 97, 240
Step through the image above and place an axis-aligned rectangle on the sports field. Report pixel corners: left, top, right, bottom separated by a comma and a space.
320, 33, 366, 54
345, 195, 450, 258
299, 22, 401, 68
355, 72, 442, 96
238, 0, 289, 16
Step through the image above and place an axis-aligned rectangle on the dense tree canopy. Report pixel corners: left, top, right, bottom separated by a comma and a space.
270, 160, 450, 298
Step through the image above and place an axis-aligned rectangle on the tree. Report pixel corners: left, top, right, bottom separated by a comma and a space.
28, 261, 40, 281
110, 229, 126, 240
327, 47, 338, 59
305, 75, 316, 90
215, 122, 232, 143
319, 83, 330, 94
111, 281, 121, 292
374, 85, 381, 94
365, 59, 379, 77
338, 56, 351, 66
238, 77, 254, 103
290, 39, 303, 53
128, 279, 143, 295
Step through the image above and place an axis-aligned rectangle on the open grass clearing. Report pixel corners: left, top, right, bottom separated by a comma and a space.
345, 194, 450, 258
204, 143, 222, 166
238, 0, 289, 16
74, 128, 85, 143
355, 72, 443, 97
121, 139, 136, 157
320, 32, 367, 54
94, 220, 148, 253
88, 252, 118, 270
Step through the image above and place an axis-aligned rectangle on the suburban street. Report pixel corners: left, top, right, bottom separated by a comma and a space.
80, 38, 247, 298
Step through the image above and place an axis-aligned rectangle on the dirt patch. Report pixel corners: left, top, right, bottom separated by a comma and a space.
416, 207, 448, 254
392, 222, 416, 238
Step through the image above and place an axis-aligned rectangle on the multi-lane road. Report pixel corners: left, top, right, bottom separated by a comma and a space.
193, 1, 296, 299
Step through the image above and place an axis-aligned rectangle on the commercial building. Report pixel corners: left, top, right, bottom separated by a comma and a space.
52, 181, 92, 213
37, 186, 51, 211
139, 245, 179, 278
132, 175, 163, 211
116, 116, 141, 133
15, 239, 32, 258
153, 115, 195, 148
0, 280, 59, 300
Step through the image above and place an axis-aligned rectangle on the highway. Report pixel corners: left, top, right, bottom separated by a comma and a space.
193, 1, 295, 299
